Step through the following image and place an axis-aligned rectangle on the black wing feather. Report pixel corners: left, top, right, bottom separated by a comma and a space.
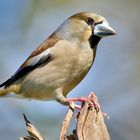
0, 54, 53, 88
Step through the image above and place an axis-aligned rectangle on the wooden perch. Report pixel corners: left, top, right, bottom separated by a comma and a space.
20, 93, 110, 140
76, 94, 110, 140
59, 102, 75, 140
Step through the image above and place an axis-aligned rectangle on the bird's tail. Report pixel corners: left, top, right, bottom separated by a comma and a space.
0, 85, 21, 97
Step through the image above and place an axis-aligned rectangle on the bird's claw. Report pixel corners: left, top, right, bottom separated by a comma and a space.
67, 94, 100, 112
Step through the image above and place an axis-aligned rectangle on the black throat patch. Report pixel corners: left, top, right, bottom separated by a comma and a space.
88, 35, 101, 49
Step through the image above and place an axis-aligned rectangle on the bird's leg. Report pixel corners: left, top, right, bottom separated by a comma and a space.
55, 88, 82, 109
56, 94, 81, 109
56, 95, 98, 110
55, 89, 99, 110
66, 96, 98, 110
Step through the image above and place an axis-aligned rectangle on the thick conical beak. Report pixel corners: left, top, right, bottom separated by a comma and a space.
94, 21, 116, 37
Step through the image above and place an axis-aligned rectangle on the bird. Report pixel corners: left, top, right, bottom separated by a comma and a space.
0, 12, 116, 107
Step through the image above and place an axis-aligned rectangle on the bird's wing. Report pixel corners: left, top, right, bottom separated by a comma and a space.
0, 34, 59, 88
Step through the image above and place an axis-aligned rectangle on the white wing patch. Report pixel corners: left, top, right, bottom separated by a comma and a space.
27, 48, 51, 66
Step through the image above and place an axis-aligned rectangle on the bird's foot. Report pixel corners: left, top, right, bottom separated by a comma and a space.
66, 96, 92, 109
88, 93, 108, 117
87, 93, 100, 112
66, 93, 100, 111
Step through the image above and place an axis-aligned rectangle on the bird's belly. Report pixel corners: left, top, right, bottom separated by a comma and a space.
62, 69, 89, 97
20, 48, 93, 100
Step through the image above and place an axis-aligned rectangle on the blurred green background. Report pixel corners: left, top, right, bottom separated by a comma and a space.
0, 0, 140, 139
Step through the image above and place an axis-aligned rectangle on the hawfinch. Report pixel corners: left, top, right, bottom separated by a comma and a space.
0, 12, 116, 107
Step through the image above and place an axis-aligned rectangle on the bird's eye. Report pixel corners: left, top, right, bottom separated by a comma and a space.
85, 17, 94, 25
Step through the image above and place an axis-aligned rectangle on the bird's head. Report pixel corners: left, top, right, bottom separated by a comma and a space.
56, 12, 116, 48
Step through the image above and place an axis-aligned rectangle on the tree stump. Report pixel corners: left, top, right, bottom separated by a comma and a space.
20, 93, 110, 140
